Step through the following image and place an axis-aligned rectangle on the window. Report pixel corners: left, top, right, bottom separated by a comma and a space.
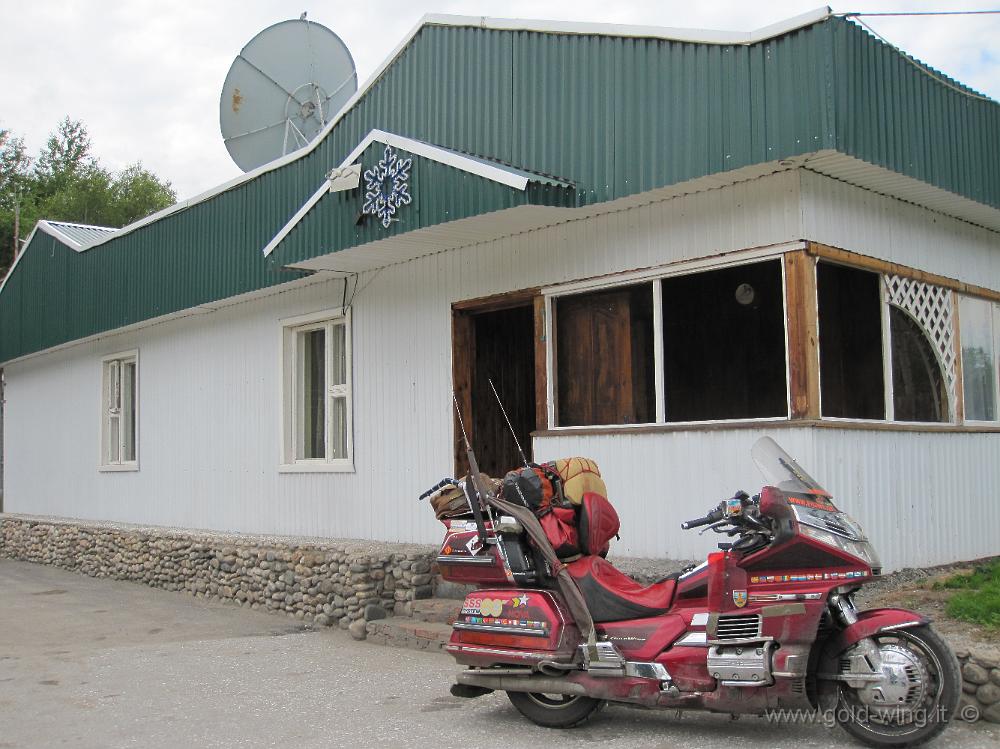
817, 263, 885, 419
661, 261, 787, 421
959, 296, 998, 422
818, 262, 951, 423
282, 309, 352, 470
555, 284, 653, 426
551, 260, 788, 427
890, 306, 948, 422
101, 351, 138, 470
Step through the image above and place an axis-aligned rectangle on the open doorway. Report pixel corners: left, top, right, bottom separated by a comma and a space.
453, 292, 541, 478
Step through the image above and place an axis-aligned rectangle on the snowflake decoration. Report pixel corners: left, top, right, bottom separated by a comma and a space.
362, 145, 412, 228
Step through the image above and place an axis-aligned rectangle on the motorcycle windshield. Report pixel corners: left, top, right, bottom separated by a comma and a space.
750, 437, 831, 498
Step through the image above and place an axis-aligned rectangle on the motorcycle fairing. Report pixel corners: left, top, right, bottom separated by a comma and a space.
596, 613, 687, 660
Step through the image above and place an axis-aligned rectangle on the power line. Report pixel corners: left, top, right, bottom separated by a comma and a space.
837, 10, 1000, 17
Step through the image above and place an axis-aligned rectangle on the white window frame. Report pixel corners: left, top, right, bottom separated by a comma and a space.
279, 307, 354, 473
958, 295, 1000, 424
543, 248, 794, 430
99, 349, 139, 472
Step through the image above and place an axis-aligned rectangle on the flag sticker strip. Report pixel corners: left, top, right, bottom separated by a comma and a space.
750, 571, 867, 584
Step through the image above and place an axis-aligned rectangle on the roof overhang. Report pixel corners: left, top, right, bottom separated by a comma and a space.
284, 205, 576, 274
276, 158, 800, 275
263, 129, 575, 268
278, 150, 1000, 277
792, 150, 1000, 234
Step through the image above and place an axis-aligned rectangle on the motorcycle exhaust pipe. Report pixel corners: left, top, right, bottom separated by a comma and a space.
537, 660, 578, 676
457, 670, 586, 697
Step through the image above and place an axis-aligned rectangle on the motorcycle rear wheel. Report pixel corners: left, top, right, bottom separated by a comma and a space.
834, 625, 961, 747
506, 691, 603, 728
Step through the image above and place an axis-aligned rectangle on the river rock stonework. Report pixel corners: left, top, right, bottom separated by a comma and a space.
0, 515, 436, 635
956, 650, 1000, 724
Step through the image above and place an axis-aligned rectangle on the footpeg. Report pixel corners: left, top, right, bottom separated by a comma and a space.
581, 641, 625, 677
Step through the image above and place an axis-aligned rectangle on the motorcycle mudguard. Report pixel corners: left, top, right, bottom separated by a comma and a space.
824, 608, 930, 657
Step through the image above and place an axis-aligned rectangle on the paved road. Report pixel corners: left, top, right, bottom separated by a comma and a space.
1, 560, 996, 749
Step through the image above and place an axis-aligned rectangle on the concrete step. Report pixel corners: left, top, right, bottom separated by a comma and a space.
409, 598, 463, 624
365, 617, 453, 652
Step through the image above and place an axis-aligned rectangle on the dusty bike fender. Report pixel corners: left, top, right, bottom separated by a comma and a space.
824, 608, 930, 657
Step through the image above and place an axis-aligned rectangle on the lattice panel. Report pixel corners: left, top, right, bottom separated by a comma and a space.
885, 274, 957, 417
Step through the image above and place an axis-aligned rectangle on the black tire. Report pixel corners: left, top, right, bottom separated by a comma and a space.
506, 690, 603, 728
835, 625, 961, 748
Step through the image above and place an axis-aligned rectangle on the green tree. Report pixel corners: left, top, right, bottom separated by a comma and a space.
0, 129, 35, 270
0, 117, 176, 275
34, 117, 95, 197
106, 163, 176, 227
0, 130, 31, 193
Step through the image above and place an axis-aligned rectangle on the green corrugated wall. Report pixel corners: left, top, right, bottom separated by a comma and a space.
831, 19, 999, 207
1, 16, 997, 362
277, 145, 577, 267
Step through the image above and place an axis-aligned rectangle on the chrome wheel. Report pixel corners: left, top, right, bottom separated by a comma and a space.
835, 626, 960, 747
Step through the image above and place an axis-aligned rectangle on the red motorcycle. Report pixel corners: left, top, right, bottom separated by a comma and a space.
420, 437, 961, 747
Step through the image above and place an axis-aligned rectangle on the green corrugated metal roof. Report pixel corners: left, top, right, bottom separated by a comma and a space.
274, 143, 576, 269
42, 221, 117, 248
1, 14, 997, 363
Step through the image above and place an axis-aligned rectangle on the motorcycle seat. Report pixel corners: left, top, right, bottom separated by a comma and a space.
567, 555, 676, 623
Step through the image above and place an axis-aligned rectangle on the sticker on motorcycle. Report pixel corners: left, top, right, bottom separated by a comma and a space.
732, 590, 748, 608
461, 596, 508, 616
787, 495, 836, 512
465, 535, 483, 556
480, 598, 504, 617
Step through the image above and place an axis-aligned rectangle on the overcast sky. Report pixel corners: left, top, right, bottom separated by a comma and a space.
3, 1, 997, 201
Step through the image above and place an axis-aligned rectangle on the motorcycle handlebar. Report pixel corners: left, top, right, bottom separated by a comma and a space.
680, 508, 724, 530
418, 477, 458, 501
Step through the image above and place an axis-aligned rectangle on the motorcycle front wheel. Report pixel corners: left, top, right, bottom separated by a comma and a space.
506, 691, 603, 728
834, 625, 961, 747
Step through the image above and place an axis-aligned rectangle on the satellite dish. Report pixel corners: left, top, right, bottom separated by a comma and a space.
220, 18, 358, 172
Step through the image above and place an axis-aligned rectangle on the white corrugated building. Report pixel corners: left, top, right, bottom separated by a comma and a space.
1, 10, 998, 571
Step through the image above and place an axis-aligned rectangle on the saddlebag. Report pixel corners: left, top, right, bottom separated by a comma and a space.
448, 588, 580, 667
437, 519, 537, 585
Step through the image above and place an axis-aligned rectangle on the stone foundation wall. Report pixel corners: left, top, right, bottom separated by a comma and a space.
0, 515, 436, 636
958, 650, 1000, 724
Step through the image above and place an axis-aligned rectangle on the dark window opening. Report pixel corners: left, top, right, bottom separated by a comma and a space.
555, 284, 654, 426
661, 260, 787, 421
889, 306, 948, 422
817, 263, 885, 419
470, 305, 536, 477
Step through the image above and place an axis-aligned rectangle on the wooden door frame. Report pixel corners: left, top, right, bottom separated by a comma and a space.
451, 288, 546, 477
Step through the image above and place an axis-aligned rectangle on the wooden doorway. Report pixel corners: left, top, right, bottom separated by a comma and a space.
453, 291, 545, 478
